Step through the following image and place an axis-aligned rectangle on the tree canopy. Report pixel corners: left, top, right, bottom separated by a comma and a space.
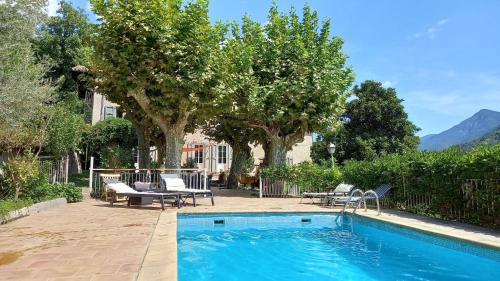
0, 0, 54, 155
312, 80, 420, 164
220, 4, 354, 165
91, 0, 225, 168
33, 0, 93, 107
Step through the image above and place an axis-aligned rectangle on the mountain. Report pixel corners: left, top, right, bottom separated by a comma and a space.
457, 125, 500, 150
419, 109, 500, 151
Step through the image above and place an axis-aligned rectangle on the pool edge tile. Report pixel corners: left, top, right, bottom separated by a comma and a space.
137, 211, 177, 281
354, 210, 500, 249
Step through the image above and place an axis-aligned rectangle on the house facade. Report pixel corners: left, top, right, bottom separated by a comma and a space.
183, 130, 312, 173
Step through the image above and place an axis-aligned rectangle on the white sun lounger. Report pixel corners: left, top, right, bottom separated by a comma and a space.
106, 181, 181, 210
300, 183, 354, 204
160, 173, 214, 207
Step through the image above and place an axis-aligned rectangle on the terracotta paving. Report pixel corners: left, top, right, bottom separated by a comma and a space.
0, 200, 160, 281
1, 189, 499, 281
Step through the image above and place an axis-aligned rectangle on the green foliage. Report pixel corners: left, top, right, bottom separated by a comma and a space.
18, 172, 53, 202
0, 199, 33, 218
49, 182, 83, 203
1, 156, 83, 208
46, 105, 85, 157
219, 3, 354, 165
20, 172, 84, 203
33, 0, 93, 106
241, 152, 256, 175
457, 125, 500, 150
0, 154, 40, 199
91, 0, 226, 168
312, 80, 419, 164
262, 162, 342, 193
0, 0, 54, 154
98, 146, 133, 169
342, 145, 500, 227
89, 117, 137, 151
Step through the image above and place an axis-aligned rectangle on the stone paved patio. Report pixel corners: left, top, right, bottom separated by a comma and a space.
1, 189, 499, 281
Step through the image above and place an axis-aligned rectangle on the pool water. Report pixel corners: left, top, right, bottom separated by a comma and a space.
177, 213, 500, 281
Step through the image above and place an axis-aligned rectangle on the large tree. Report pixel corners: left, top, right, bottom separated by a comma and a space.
223, 4, 354, 166
91, 0, 224, 169
312, 80, 420, 163
0, 0, 54, 155
33, 0, 93, 107
203, 115, 262, 188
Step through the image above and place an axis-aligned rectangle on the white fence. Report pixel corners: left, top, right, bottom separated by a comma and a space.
39, 156, 69, 184
88, 157, 207, 198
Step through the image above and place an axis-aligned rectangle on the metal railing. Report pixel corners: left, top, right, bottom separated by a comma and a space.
88, 157, 207, 198
39, 156, 69, 184
259, 177, 327, 198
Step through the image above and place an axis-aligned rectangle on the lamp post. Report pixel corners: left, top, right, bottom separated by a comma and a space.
327, 143, 336, 168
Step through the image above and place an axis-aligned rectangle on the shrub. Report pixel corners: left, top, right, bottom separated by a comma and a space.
1, 154, 40, 199
89, 117, 136, 151
50, 183, 83, 203
99, 145, 133, 168
45, 105, 85, 158
262, 162, 342, 193
20, 173, 83, 203
341, 144, 500, 228
88, 117, 137, 168
20, 173, 55, 202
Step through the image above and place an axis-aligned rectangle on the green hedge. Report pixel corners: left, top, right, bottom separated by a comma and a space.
262, 162, 342, 193
342, 145, 500, 228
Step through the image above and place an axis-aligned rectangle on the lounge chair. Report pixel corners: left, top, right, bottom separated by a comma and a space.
300, 183, 354, 204
105, 181, 181, 210
160, 173, 215, 207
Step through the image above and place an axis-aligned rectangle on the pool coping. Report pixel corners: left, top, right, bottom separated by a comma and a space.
139, 209, 500, 281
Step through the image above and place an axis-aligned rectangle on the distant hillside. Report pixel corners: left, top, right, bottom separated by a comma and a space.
458, 126, 500, 150
419, 109, 500, 151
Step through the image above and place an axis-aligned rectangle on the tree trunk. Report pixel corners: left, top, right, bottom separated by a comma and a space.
262, 140, 271, 166
269, 138, 288, 166
153, 137, 166, 167
163, 125, 185, 169
135, 123, 151, 169
71, 151, 82, 174
227, 143, 251, 189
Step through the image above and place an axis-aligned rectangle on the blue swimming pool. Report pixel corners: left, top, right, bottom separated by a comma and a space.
177, 212, 500, 281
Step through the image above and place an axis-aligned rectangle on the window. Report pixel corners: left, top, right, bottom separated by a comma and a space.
194, 145, 204, 164
104, 106, 116, 118
217, 145, 227, 164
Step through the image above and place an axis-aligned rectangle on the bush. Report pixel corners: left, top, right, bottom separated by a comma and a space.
46, 105, 85, 158
20, 173, 55, 202
50, 183, 83, 203
87, 117, 137, 168
99, 145, 133, 168
0, 154, 40, 199
89, 117, 136, 151
20, 173, 83, 203
341, 145, 500, 228
262, 162, 342, 193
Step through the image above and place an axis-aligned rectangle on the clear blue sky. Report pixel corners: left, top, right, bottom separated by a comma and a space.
54, 0, 500, 136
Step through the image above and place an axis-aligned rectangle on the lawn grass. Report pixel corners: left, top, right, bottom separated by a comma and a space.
68, 171, 90, 188
0, 199, 33, 218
